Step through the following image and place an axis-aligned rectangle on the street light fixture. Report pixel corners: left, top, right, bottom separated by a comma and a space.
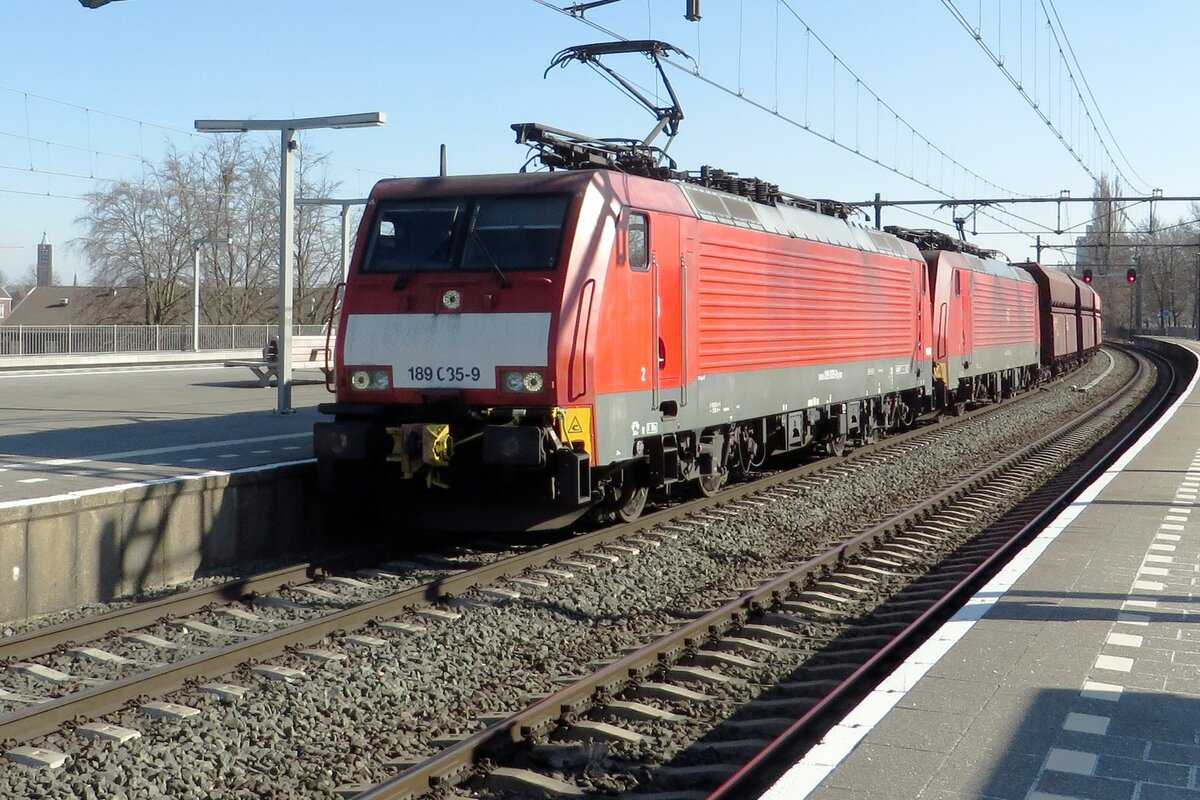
192, 236, 230, 351
194, 113, 386, 414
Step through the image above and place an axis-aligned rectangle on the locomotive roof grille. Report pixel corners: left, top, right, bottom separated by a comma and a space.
681, 183, 911, 259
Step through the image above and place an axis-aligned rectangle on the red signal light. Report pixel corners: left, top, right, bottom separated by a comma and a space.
1126, 268, 1137, 283
1082, 269, 1093, 283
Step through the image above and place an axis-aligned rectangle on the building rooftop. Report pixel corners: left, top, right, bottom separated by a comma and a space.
3, 286, 142, 325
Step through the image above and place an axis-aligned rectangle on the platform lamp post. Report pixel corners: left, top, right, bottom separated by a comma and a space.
194, 113, 386, 414
192, 236, 230, 351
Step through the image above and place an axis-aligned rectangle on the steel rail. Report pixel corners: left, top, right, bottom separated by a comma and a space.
352, 348, 1154, 799
0, 563, 317, 664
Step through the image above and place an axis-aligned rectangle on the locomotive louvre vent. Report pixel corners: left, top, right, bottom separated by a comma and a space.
866, 228, 904, 256
686, 187, 732, 221
719, 194, 765, 229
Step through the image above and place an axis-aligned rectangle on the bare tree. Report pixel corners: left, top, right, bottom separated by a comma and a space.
74, 135, 349, 326
294, 147, 344, 325
1138, 221, 1194, 333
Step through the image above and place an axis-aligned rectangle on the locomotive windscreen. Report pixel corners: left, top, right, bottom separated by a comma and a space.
363, 194, 571, 274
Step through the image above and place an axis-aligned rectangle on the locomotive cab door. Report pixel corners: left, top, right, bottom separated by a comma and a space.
957, 268, 973, 371
650, 213, 684, 422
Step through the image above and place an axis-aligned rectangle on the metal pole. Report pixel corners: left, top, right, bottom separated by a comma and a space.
277, 129, 296, 415
192, 244, 201, 351
1136, 277, 1143, 333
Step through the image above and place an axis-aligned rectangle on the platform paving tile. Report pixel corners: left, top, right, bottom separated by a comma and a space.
1150, 628, 1200, 646
972, 689, 1078, 750
1002, 652, 1108, 691
925, 631, 1035, 683
896, 675, 996, 717
1161, 681, 1200, 695
1096, 753, 1191, 786
1133, 661, 1200, 690
1104, 694, 1200, 744
1137, 784, 1200, 800
1033, 769, 1136, 800
1171, 648, 1200, 665
817, 742, 946, 797
808, 787, 872, 800
1147, 740, 1200, 766
922, 750, 1043, 800
859, 707, 973, 754
1053, 730, 1147, 760
1120, 671, 1169, 693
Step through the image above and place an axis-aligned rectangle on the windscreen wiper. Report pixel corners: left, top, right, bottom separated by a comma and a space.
470, 232, 511, 289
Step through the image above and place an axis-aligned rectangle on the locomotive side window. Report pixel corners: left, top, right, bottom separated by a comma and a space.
363, 201, 460, 274
362, 194, 569, 275
629, 213, 649, 272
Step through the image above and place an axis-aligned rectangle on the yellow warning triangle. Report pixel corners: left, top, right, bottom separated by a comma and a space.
567, 417, 584, 434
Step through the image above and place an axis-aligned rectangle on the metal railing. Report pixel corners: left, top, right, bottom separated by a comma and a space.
0, 325, 328, 356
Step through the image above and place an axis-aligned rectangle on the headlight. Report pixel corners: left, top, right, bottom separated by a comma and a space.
348, 366, 392, 391
523, 371, 544, 392
500, 368, 546, 394
504, 371, 526, 393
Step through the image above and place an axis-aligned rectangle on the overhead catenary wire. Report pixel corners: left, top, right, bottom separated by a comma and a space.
939, 0, 1151, 195
1042, 0, 1151, 191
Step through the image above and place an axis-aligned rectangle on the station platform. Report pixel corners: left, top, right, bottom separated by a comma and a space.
764, 338, 1200, 800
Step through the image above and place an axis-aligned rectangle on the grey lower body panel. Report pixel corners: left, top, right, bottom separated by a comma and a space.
946, 343, 1040, 385
593, 356, 930, 463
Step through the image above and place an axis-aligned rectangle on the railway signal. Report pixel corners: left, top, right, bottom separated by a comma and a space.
1082, 269, 1093, 283
1127, 268, 1138, 283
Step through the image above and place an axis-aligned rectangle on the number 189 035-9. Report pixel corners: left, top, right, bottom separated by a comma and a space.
408, 365, 482, 382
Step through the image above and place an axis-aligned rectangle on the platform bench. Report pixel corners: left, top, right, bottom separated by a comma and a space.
225, 334, 333, 387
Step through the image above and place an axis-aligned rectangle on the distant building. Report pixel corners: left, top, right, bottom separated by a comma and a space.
1075, 225, 1098, 272
0, 287, 10, 321
36, 233, 52, 288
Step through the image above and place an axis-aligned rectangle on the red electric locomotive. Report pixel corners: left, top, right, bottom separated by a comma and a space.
314, 160, 935, 529
888, 229, 1043, 410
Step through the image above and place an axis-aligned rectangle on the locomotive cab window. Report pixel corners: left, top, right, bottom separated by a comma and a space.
362, 194, 570, 275
629, 213, 649, 272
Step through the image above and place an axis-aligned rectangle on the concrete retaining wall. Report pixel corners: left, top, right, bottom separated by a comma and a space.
0, 463, 317, 625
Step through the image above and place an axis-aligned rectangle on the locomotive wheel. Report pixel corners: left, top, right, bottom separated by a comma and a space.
695, 470, 727, 497
614, 484, 649, 522
826, 435, 847, 457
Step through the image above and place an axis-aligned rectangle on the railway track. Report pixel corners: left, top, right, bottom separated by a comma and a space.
351, 345, 1169, 799
0, 345, 1168, 799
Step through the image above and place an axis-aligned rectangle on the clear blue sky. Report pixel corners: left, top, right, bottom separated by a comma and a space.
2, 0, 1196, 283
